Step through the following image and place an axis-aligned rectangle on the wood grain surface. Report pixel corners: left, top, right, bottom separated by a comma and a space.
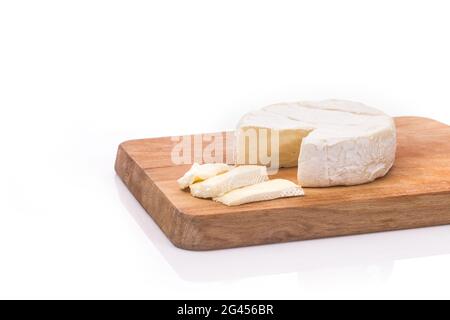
115, 117, 450, 250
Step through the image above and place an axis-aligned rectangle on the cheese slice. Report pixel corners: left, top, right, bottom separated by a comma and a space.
214, 179, 304, 206
190, 165, 268, 199
177, 163, 232, 189
236, 99, 397, 187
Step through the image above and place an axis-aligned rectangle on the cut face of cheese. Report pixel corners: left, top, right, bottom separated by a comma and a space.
236, 99, 397, 187
237, 126, 312, 168
190, 165, 268, 199
177, 163, 232, 189
214, 179, 304, 206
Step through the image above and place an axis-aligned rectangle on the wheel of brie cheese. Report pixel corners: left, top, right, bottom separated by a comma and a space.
236, 99, 397, 187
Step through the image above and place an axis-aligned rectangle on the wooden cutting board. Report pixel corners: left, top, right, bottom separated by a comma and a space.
115, 117, 450, 251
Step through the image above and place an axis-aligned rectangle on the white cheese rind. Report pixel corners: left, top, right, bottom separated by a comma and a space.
177, 163, 232, 189
214, 179, 304, 206
236, 99, 397, 187
190, 165, 269, 199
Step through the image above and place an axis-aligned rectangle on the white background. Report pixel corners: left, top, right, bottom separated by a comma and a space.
1, 0, 450, 300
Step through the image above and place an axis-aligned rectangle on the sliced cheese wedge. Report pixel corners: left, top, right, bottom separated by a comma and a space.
190, 165, 268, 199
214, 179, 304, 206
177, 163, 232, 189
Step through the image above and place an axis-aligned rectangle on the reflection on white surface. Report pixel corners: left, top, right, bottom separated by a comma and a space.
115, 175, 450, 287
